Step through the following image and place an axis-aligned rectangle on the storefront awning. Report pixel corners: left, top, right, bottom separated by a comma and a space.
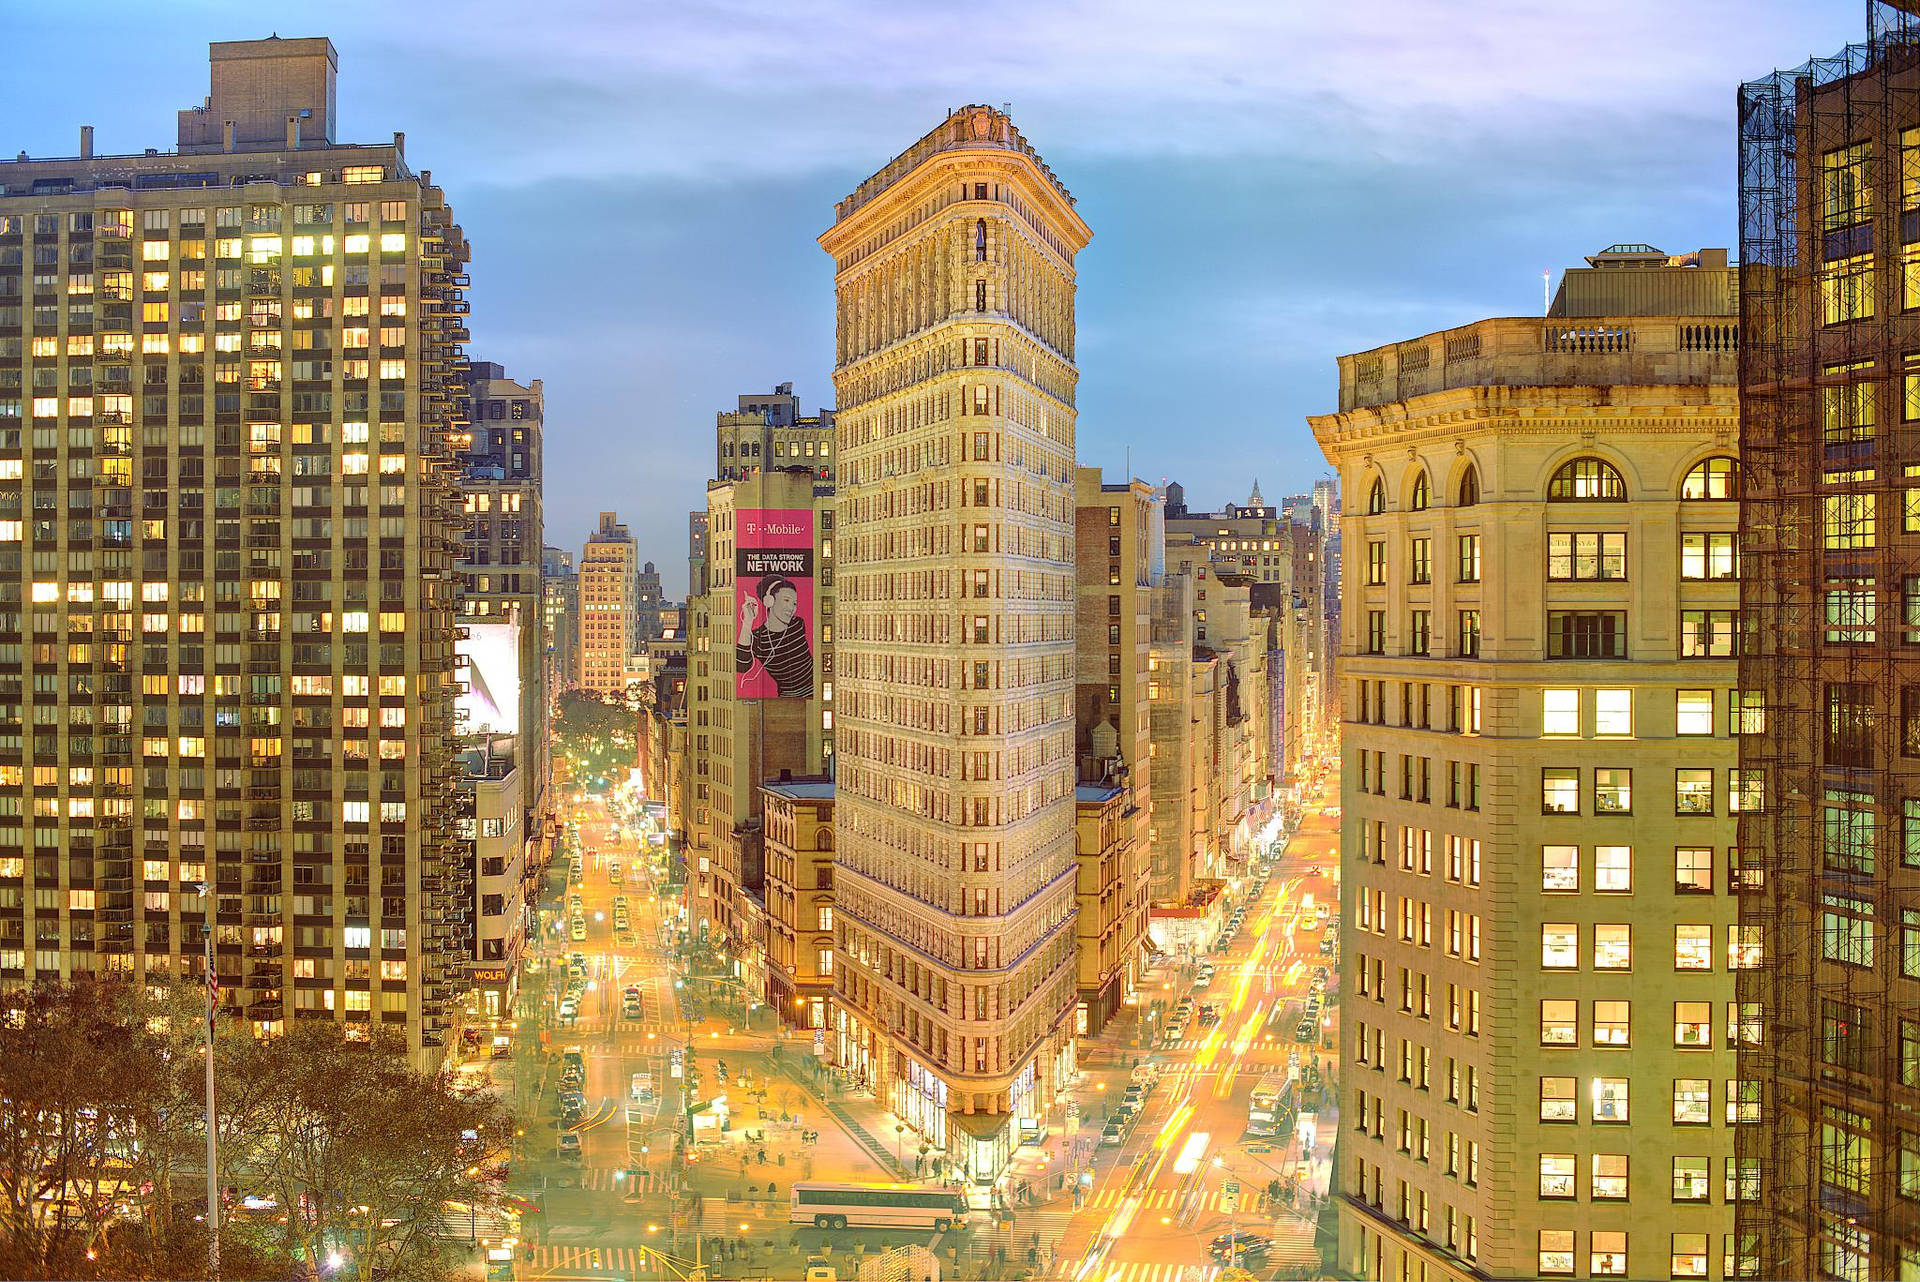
950, 1111, 1011, 1140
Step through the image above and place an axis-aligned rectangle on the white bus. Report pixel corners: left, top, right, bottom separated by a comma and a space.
1247, 1070, 1291, 1137
789, 1181, 971, 1232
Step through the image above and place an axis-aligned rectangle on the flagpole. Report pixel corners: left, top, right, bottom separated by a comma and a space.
201, 887, 220, 1281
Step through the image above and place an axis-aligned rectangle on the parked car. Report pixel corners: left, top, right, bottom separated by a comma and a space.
1100, 1122, 1126, 1147
557, 1132, 582, 1160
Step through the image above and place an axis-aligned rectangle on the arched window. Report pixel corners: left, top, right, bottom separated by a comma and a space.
975, 219, 988, 262
1458, 465, 1480, 507
1410, 471, 1430, 511
1548, 457, 1627, 501
1367, 478, 1386, 515
1682, 456, 1739, 500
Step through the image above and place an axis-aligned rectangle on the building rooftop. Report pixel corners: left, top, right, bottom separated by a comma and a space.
764, 775, 835, 801
1075, 782, 1124, 804
0, 37, 426, 198
835, 104, 1075, 221
1325, 309, 1738, 416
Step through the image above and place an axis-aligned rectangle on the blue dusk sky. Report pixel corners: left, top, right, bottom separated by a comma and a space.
1, 1, 1858, 595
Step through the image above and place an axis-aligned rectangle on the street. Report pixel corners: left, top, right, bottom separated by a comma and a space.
498, 765, 1341, 1281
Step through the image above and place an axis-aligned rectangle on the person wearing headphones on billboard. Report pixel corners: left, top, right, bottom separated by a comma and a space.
737, 574, 813, 698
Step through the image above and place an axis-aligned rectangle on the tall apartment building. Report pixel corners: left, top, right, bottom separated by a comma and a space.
1147, 562, 1203, 903
1072, 468, 1154, 1032
1161, 542, 1274, 876
577, 510, 637, 695
1739, 9, 1920, 1278
687, 510, 708, 605
453, 360, 544, 1021
1311, 247, 1745, 1282
683, 463, 835, 1001
821, 105, 1089, 1178
716, 382, 836, 486
540, 545, 576, 702
0, 38, 472, 1062
634, 560, 664, 644
1164, 480, 1293, 586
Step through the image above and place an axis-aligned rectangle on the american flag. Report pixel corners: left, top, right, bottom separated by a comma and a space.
204, 922, 219, 1017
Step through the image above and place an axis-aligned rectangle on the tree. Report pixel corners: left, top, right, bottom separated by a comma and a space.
240, 1023, 512, 1282
552, 690, 636, 783
0, 981, 515, 1280
0, 979, 157, 1277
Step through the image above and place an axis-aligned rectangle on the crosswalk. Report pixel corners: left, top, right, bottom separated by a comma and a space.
518, 1244, 651, 1277
570, 1166, 674, 1194
519, 1248, 1259, 1282
1154, 1035, 1302, 1054
1078, 1264, 1223, 1282
1082, 1187, 1265, 1216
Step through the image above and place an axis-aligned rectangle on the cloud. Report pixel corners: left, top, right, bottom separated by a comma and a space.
0, 1, 1865, 589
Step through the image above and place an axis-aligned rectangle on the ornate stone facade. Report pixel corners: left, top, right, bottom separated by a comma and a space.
819, 106, 1091, 1177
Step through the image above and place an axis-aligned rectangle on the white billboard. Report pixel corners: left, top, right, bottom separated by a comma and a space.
458, 622, 522, 737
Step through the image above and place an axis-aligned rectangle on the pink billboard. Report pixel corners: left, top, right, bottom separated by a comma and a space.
734, 508, 815, 700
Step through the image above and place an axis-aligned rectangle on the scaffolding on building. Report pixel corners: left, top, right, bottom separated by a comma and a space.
1738, 5, 1920, 1278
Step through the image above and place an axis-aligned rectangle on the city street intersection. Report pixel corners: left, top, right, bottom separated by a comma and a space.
498, 769, 1341, 1281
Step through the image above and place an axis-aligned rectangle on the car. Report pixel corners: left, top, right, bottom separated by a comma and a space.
1100, 1122, 1126, 1147
1209, 1231, 1272, 1260
1122, 1085, 1147, 1107
1296, 1018, 1317, 1041
559, 1101, 583, 1125
568, 893, 583, 913
1130, 1063, 1161, 1086
1111, 1103, 1137, 1127
557, 1132, 582, 1160
623, 984, 641, 1002
559, 997, 579, 1019
1161, 1027, 1184, 1048
570, 918, 587, 942
1198, 1004, 1220, 1026
1194, 971, 1213, 989
631, 1072, 655, 1102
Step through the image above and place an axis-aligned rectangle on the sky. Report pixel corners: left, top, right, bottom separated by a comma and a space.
1, 0, 1861, 597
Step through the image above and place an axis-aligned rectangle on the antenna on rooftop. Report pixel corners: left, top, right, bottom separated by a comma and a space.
1542, 270, 1550, 316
